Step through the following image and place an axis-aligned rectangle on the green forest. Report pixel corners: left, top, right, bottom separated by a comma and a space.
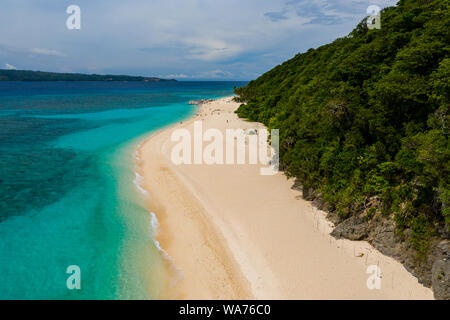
235, 0, 449, 257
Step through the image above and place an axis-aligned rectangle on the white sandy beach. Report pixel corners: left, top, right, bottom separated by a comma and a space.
137, 96, 434, 300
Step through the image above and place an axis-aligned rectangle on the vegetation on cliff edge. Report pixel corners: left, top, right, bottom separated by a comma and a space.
235, 0, 449, 257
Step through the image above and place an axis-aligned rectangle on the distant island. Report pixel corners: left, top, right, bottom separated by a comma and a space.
0, 69, 176, 82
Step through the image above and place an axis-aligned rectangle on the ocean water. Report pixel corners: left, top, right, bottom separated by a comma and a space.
0, 81, 246, 299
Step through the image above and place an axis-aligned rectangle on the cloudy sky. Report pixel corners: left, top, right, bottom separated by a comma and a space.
0, 0, 397, 80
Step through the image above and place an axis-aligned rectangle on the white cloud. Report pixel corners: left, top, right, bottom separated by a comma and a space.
161, 69, 234, 79
4, 63, 16, 70
183, 38, 243, 62
197, 69, 233, 79
0, 0, 400, 79
163, 73, 191, 79
30, 48, 66, 57
0, 45, 67, 58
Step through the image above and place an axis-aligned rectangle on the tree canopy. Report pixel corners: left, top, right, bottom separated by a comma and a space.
235, 0, 449, 256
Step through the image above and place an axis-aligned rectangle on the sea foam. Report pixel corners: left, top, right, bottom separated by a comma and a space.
134, 147, 184, 285
133, 172, 149, 196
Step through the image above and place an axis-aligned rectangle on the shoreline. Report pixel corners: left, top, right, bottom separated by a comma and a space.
136, 96, 434, 299
135, 100, 253, 299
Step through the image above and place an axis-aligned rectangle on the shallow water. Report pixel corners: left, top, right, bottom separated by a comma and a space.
0, 81, 245, 299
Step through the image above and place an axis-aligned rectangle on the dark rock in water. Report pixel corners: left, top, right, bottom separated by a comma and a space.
188, 99, 214, 105
432, 240, 450, 300
331, 215, 368, 240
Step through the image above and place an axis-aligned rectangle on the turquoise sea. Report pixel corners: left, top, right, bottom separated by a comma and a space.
0, 81, 246, 299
